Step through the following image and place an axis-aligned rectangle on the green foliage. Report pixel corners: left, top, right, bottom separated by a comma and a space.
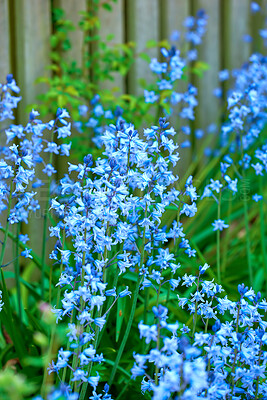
0, 368, 36, 400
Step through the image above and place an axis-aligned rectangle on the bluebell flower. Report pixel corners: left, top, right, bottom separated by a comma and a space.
251, 1, 261, 12
252, 193, 263, 202
21, 248, 33, 259
212, 219, 229, 231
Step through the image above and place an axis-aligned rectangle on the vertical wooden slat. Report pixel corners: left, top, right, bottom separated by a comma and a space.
161, 0, 190, 178
53, 0, 87, 181
193, 0, 221, 130
0, 1, 13, 282
126, 0, 160, 95
223, 0, 251, 72
0, 0, 11, 79
98, 0, 125, 93
161, 0, 189, 39
14, 0, 52, 257
14, 0, 51, 123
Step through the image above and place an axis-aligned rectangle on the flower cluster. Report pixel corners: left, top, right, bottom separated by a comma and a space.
0, 75, 72, 231
133, 266, 267, 399
47, 114, 200, 395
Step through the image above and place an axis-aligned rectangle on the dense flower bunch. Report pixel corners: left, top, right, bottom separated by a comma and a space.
47, 113, 201, 396
133, 275, 267, 399
0, 5, 267, 400
0, 75, 72, 231
73, 96, 124, 147
221, 53, 267, 153
144, 9, 210, 149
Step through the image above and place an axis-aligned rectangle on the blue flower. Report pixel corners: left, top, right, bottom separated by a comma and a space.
212, 219, 229, 231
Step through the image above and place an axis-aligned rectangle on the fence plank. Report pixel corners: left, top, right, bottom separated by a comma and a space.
0, 0, 11, 80
98, 0, 125, 93
0, 2, 13, 284
223, 0, 251, 72
14, 0, 52, 258
193, 0, 221, 130
14, 0, 51, 122
161, 0, 190, 178
126, 0, 160, 95
161, 0, 189, 39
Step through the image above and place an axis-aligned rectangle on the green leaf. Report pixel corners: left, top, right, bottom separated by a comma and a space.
3, 271, 15, 279
161, 102, 171, 115
0, 271, 27, 364
116, 294, 126, 342
23, 356, 45, 367
139, 53, 151, 63
195, 61, 210, 71
159, 39, 170, 49
123, 271, 138, 282
24, 309, 47, 338
106, 34, 115, 41
146, 39, 158, 48
253, 267, 264, 292
102, 3, 113, 11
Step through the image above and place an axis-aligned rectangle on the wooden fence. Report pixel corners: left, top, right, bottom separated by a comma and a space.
0, 0, 266, 262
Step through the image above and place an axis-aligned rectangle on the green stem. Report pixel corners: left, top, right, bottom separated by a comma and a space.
108, 204, 148, 387
240, 143, 253, 286
192, 275, 200, 338
221, 193, 233, 277
108, 275, 142, 387
70, 250, 87, 393
243, 192, 253, 286
259, 176, 267, 295
217, 191, 222, 284
96, 270, 119, 347
41, 127, 56, 299
61, 310, 74, 384
154, 321, 161, 386
79, 219, 112, 399
154, 283, 162, 386
166, 203, 181, 305
41, 234, 65, 398
254, 340, 263, 400
41, 183, 51, 299
0, 182, 13, 269
0, 227, 45, 271
14, 222, 22, 324
229, 303, 241, 399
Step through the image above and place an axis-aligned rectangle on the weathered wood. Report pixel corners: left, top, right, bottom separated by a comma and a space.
161, 0, 189, 39
222, 0, 251, 72
192, 0, 220, 129
14, 0, 52, 258
0, 0, 11, 80
126, 0, 160, 95
98, 0, 125, 93
14, 0, 51, 123
161, 0, 190, 178
0, 1, 13, 284
53, 0, 87, 179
